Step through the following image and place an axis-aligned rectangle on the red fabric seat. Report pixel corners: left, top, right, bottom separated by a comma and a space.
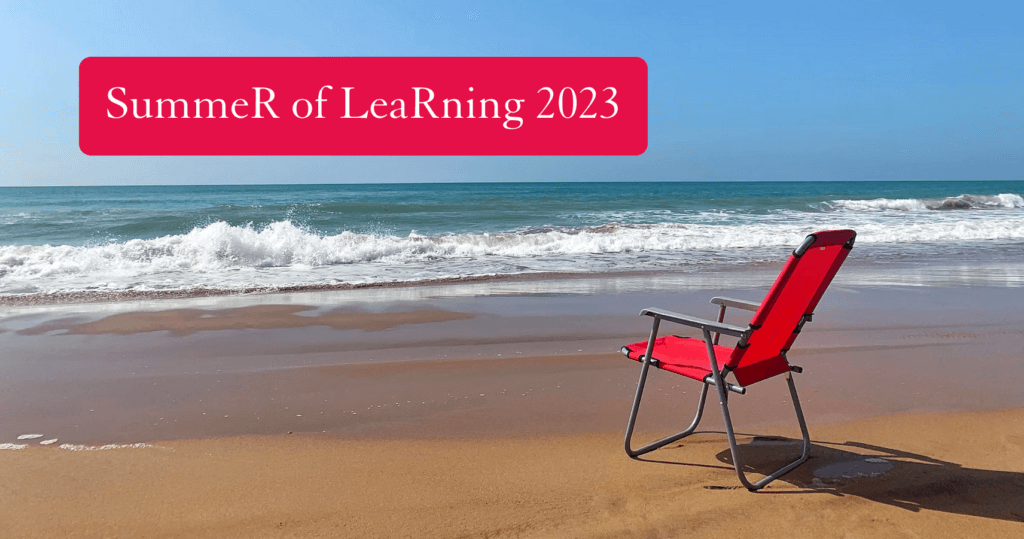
622, 336, 732, 382
622, 335, 793, 387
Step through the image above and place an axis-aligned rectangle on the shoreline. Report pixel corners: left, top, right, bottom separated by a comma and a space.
4, 255, 1024, 309
0, 270, 620, 307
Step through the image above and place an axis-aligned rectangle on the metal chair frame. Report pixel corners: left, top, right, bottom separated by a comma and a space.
622, 232, 844, 491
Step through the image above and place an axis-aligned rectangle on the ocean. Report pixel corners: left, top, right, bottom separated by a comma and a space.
1, 181, 1022, 298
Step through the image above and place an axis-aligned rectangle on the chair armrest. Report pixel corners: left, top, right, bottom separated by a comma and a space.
640, 308, 749, 338
710, 297, 761, 312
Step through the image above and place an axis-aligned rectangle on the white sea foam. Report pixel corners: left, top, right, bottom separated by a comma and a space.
996, 193, 1024, 207
0, 443, 28, 450
57, 442, 153, 451
831, 198, 930, 211
2, 206, 1023, 295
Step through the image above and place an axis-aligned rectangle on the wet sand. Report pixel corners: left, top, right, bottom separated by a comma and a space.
17, 305, 474, 335
2, 283, 1023, 537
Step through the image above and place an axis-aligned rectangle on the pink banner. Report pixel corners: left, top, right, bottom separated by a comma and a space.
79, 57, 647, 156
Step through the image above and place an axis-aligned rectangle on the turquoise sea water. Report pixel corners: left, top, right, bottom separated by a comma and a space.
1, 181, 1022, 295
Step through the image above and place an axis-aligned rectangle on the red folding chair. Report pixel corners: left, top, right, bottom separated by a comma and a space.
621, 230, 856, 490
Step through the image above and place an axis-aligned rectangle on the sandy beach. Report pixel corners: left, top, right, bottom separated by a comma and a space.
4, 410, 1023, 538
2, 280, 1023, 537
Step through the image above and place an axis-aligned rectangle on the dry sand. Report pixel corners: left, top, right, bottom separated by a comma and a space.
3, 409, 1023, 538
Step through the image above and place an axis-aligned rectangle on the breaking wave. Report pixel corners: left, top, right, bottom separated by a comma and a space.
830, 193, 1024, 212
2, 216, 1024, 295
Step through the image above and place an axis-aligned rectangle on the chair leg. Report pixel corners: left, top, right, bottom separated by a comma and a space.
718, 371, 812, 491
624, 317, 711, 458
623, 365, 709, 458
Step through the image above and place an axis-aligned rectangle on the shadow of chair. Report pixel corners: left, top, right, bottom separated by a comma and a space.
700, 435, 1024, 523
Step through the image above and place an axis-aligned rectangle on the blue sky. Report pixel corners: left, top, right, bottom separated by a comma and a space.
0, 0, 1021, 185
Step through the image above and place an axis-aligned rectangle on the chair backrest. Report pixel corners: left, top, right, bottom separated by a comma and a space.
726, 229, 856, 386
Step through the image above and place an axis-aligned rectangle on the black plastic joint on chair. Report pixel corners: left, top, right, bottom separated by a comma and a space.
793, 234, 817, 257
